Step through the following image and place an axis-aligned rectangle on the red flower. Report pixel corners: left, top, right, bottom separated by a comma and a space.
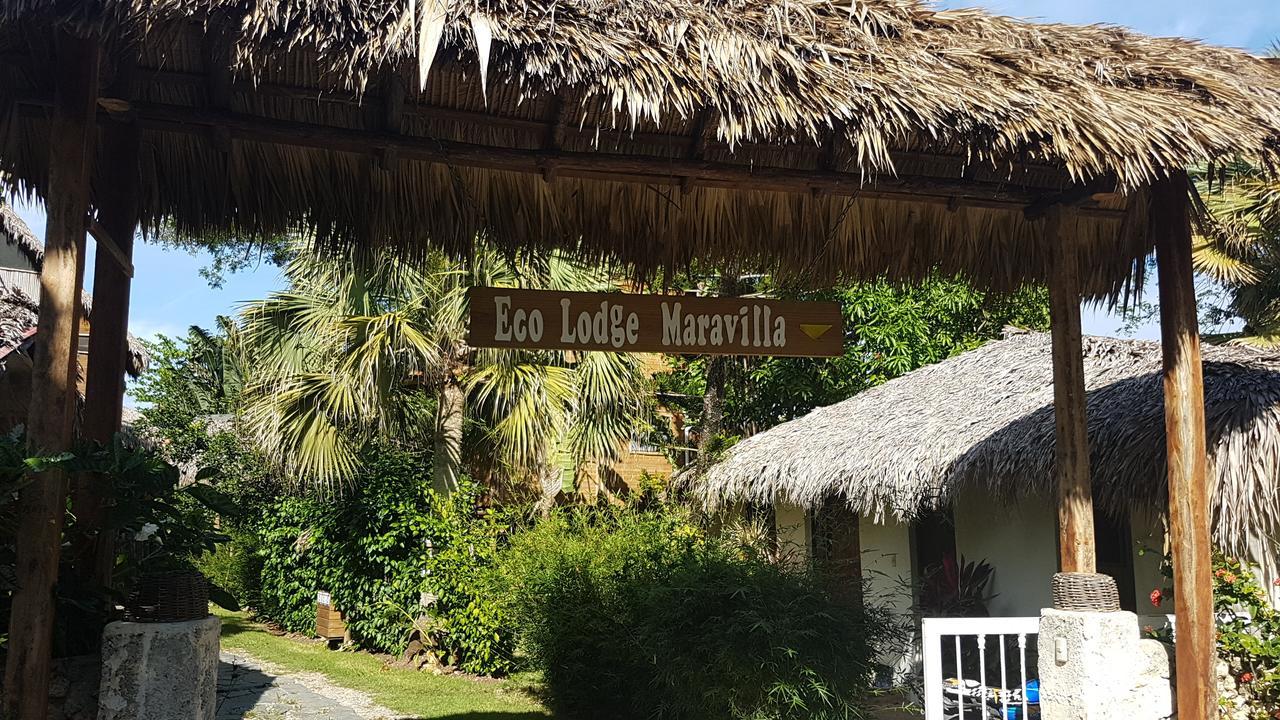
1273, 577, 1280, 587
1216, 569, 1226, 578
1150, 589, 1163, 607
1224, 573, 1238, 584
1240, 672, 1255, 684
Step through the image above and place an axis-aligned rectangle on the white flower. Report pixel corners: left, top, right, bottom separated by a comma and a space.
134, 523, 159, 542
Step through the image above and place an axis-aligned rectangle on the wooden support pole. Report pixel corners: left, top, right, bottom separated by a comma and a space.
1153, 172, 1216, 720
73, 56, 140, 589
3, 30, 99, 720
1047, 206, 1097, 574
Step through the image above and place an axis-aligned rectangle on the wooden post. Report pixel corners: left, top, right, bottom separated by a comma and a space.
73, 55, 140, 588
1153, 172, 1216, 720
3, 30, 99, 720
1047, 206, 1097, 574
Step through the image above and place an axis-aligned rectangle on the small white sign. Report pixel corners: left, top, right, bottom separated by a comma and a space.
317, 590, 332, 606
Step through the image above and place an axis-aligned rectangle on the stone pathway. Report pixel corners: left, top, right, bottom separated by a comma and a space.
216, 652, 407, 720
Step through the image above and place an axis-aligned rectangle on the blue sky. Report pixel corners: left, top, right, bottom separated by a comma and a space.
11, 0, 1279, 351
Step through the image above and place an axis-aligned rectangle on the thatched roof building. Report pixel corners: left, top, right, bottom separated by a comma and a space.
3, 1, 1280, 294
0, 203, 42, 270
697, 330, 1280, 574
0, 203, 147, 375
4, 0, 1275, 708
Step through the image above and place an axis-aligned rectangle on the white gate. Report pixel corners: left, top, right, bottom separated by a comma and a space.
921, 616, 1040, 720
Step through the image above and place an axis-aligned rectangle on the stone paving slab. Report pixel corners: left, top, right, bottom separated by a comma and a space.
217, 651, 406, 720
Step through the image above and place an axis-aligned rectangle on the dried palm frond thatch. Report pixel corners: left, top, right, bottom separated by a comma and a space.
696, 329, 1280, 584
2, 1, 1280, 293
0, 286, 149, 378
0, 207, 148, 375
0, 203, 41, 270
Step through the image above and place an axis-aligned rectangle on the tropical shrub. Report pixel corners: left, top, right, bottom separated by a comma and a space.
420, 496, 519, 675
495, 508, 901, 720
1211, 556, 1280, 717
249, 447, 518, 673
253, 448, 434, 651
0, 432, 238, 654
1143, 551, 1280, 718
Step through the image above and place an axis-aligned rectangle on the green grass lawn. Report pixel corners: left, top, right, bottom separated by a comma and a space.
215, 608, 551, 720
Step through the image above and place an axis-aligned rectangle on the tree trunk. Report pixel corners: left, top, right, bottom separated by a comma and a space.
697, 355, 727, 475
431, 371, 465, 495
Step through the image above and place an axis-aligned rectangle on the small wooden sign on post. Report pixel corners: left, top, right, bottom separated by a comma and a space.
467, 288, 843, 357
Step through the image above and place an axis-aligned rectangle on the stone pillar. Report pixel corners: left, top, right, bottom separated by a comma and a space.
1038, 609, 1174, 720
97, 616, 221, 720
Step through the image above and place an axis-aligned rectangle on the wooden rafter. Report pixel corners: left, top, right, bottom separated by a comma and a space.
13, 97, 1128, 218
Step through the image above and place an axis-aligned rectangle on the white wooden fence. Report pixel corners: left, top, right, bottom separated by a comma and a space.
921, 616, 1040, 720
921, 614, 1178, 720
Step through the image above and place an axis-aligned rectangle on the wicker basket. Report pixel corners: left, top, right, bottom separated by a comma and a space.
1051, 572, 1120, 612
125, 570, 209, 623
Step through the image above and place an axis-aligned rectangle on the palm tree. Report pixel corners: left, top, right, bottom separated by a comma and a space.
236, 245, 648, 500
1191, 159, 1280, 346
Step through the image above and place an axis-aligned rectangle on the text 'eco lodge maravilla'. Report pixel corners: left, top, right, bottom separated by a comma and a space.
467, 288, 844, 357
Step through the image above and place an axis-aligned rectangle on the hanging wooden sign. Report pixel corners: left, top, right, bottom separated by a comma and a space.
467, 287, 843, 357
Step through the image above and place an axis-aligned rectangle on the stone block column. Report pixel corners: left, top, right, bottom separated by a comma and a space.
97, 616, 221, 720
1038, 609, 1174, 720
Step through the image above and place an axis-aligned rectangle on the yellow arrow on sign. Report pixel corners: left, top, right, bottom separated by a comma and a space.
800, 324, 833, 340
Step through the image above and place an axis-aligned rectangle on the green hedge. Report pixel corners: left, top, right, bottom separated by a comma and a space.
244, 447, 514, 673
495, 509, 901, 720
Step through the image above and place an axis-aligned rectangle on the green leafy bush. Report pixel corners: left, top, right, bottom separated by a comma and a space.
1143, 551, 1280, 718
1212, 556, 1280, 717
496, 508, 900, 720
421, 493, 518, 675
196, 526, 263, 611
253, 450, 432, 651
249, 447, 517, 673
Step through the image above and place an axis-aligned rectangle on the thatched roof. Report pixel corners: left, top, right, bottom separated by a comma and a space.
696, 330, 1280, 575
0, 203, 148, 374
3, 1, 1280, 293
0, 202, 41, 269
0, 286, 149, 377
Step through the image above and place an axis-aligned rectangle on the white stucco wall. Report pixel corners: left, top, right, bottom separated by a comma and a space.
953, 489, 1058, 617
860, 516, 918, 679
774, 502, 811, 566
860, 516, 914, 610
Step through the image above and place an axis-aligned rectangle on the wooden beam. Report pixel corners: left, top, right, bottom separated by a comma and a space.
202, 23, 233, 152
13, 93, 1127, 217
1153, 172, 1216, 720
0, 60, 1085, 187
1047, 206, 1097, 574
1024, 177, 1118, 221
377, 66, 405, 171
74, 53, 141, 591
87, 220, 135, 277
3, 30, 98, 720
541, 93, 567, 181
48, 99, 1123, 216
